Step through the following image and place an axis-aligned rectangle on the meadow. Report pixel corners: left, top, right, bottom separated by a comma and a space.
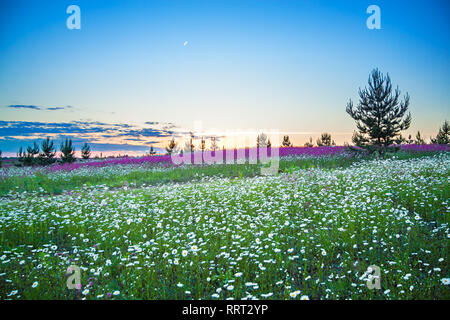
0, 146, 449, 300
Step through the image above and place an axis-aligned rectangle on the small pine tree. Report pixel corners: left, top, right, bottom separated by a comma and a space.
149, 145, 156, 155
23, 142, 39, 166
201, 137, 206, 153
395, 134, 406, 145
316, 133, 332, 146
81, 143, 91, 159
210, 137, 219, 151
184, 132, 195, 153
346, 69, 411, 153
257, 133, 269, 148
166, 138, 177, 155
27, 142, 39, 156
304, 137, 314, 147
415, 131, 425, 145
39, 137, 56, 165
60, 138, 76, 163
282, 135, 292, 147
434, 120, 449, 144
17, 147, 25, 165
407, 134, 414, 144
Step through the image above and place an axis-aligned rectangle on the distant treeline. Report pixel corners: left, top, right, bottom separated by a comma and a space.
1, 68, 450, 168
0, 138, 90, 167
0, 119, 448, 168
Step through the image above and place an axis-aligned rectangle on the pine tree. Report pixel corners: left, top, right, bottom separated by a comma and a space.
23, 142, 39, 166
149, 145, 156, 155
415, 131, 425, 145
81, 143, 91, 159
304, 137, 314, 147
407, 134, 414, 144
17, 146, 25, 165
27, 142, 39, 157
210, 137, 219, 151
395, 134, 406, 145
201, 137, 206, 153
39, 137, 56, 165
433, 120, 449, 144
60, 138, 76, 163
257, 133, 268, 148
316, 133, 332, 146
184, 133, 195, 153
282, 135, 292, 147
346, 69, 411, 153
166, 138, 177, 155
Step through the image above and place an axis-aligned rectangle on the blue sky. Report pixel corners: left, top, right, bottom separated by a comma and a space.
0, 0, 449, 154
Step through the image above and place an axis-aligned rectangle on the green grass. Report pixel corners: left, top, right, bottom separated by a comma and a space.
0, 152, 448, 300
0, 150, 440, 197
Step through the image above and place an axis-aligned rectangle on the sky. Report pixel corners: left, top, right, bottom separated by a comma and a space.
0, 0, 449, 156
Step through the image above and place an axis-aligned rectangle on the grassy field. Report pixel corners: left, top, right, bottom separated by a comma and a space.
0, 151, 449, 299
